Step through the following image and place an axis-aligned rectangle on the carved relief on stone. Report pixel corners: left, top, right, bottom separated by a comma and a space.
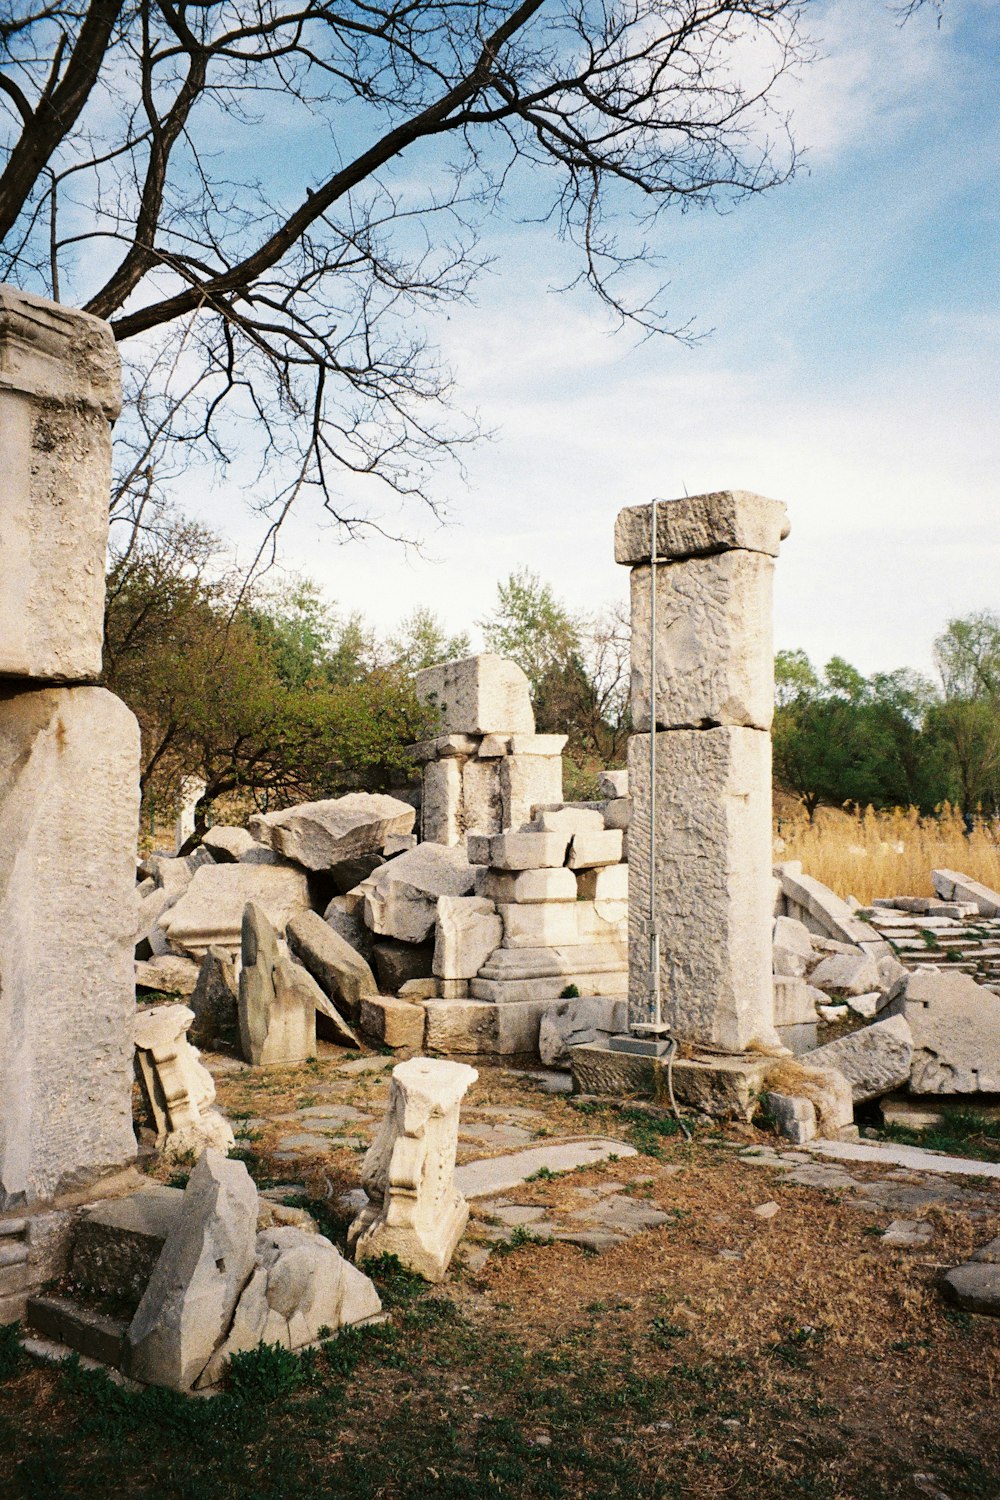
134, 1004, 234, 1157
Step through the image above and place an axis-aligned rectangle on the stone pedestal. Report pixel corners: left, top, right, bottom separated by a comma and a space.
617, 491, 788, 1055
349, 1057, 477, 1281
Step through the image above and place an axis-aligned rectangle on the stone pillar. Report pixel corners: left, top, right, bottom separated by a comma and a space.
174, 775, 207, 853
616, 490, 789, 1054
0, 285, 140, 1215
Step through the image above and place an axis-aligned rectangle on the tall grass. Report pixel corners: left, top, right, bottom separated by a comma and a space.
774, 804, 1000, 904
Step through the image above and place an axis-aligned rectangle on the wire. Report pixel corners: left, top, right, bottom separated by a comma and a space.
663, 1036, 692, 1141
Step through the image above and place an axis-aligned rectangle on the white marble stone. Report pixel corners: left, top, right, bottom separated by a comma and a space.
134, 1005, 235, 1155
416, 654, 534, 736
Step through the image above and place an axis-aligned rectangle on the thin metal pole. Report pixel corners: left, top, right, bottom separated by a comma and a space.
649, 498, 661, 1030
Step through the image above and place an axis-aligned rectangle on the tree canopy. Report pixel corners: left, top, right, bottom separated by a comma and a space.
0, 0, 807, 546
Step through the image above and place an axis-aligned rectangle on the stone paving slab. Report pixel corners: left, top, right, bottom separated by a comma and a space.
455, 1138, 637, 1199
809, 1139, 1000, 1180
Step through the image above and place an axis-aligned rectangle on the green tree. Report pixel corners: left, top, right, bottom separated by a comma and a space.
386, 608, 471, 673
930, 612, 1000, 814
479, 570, 582, 702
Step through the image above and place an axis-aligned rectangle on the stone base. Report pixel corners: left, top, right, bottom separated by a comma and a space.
351, 1195, 469, 1285
571, 1042, 774, 1121
471, 971, 628, 1004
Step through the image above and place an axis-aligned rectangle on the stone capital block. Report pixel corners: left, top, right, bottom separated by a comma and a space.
614, 490, 789, 565
0, 686, 139, 1210
629, 549, 776, 731
349, 1057, 477, 1282
0, 285, 121, 681
416, 654, 534, 736
627, 728, 777, 1053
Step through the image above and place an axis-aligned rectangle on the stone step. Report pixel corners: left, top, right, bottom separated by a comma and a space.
70, 1185, 182, 1308
19, 1333, 139, 1389
26, 1294, 129, 1367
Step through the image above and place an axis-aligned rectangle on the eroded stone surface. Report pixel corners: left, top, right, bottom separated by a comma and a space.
134, 1005, 235, 1155
805, 1015, 913, 1104
250, 793, 415, 871
433, 895, 502, 979
161, 864, 310, 960
890, 968, 1000, 1094
286, 908, 378, 1022
416, 654, 534, 736
365, 844, 477, 944
0, 687, 139, 1209
614, 490, 789, 565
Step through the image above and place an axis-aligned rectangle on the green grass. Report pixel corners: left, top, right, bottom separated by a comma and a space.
878, 1111, 1000, 1164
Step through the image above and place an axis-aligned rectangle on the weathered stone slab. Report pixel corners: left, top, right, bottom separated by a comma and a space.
940, 1262, 1000, 1317
135, 955, 200, 996
286, 909, 378, 1022
323, 893, 374, 963
575, 863, 629, 903
0, 686, 139, 1210
614, 490, 789, 565
530, 806, 604, 838
805, 1014, 913, 1103
567, 829, 623, 869
597, 770, 628, 798
160, 864, 310, 959
365, 844, 477, 944
201, 826, 255, 862
762, 1092, 817, 1145
0, 286, 121, 681
433, 895, 502, 979
424, 997, 552, 1054
630, 549, 776, 731
772, 975, 823, 1026
478, 941, 627, 980
360, 996, 426, 1049
471, 971, 628, 1004
349, 1058, 478, 1281
772, 916, 814, 978
628, 727, 776, 1052
810, 951, 880, 996
455, 1138, 637, 1198
416, 654, 534, 736
372, 939, 434, 993
188, 948, 238, 1048
776, 864, 891, 957
931, 869, 1000, 918
127, 1151, 258, 1391
889, 968, 1000, 1094
72, 1186, 182, 1308
250, 793, 415, 870
487, 830, 569, 871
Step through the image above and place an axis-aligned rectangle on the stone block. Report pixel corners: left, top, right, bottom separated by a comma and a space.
509, 734, 568, 756
931, 869, 1000, 918
614, 490, 789, 565
250, 793, 415, 870
359, 996, 426, 1049
323, 894, 374, 964
776, 865, 892, 956
424, 998, 552, 1054
416, 653, 534, 736
462, 757, 502, 836
488, 830, 569, 871
477, 942, 628, 981
498, 902, 580, 948
188, 949, 239, 1048
603, 798, 631, 831
0, 687, 139, 1210
575, 863, 629, 903
433, 895, 502, 979
538, 997, 629, 1068
889, 968, 1000, 1094
349, 1058, 478, 1281
500, 754, 564, 831
72, 1186, 183, 1307
479, 866, 578, 904
466, 832, 492, 864
365, 844, 476, 944
135, 955, 200, 996
656, 1054, 773, 1122
762, 1092, 818, 1144
372, 940, 435, 993
810, 951, 880, 996
160, 863, 311, 960
630, 549, 776, 731
478, 734, 510, 758
422, 757, 463, 845
598, 770, 628, 798
0, 287, 121, 681
567, 829, 624, 869
201, 825, 255, 862
471, 972, 628, 1004
569, 1042, 657, 1098
804, 1014, 913, 1103
383, 833, 418, 857
772, 975, 823, 1027
126, 1151, 258, 1391
531, 806, 605, 837
628, 727, 776, 1052
399, 977, 440, 1000
772, 915, 814, 978
286, 908, 378, 1022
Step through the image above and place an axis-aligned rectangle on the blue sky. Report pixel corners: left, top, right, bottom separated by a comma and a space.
205, 0, 1000, 679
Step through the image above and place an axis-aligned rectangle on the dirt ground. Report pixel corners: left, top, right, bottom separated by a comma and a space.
1, 1046, 998, 1500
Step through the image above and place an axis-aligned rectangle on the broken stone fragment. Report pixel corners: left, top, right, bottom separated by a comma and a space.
478, 866, 579, 904
238, 904, 316, 1066
201, 826, 256, 863
364, 843, 477, 944
761, 1091, 817, 1145
888, 968, 1000, 1094
772, 915, 814, 979
415, 653, 534, 736
597, 769, 628, 799
196, 1226, 382, 1388
188, 948, 238, 1048
360, 996, 426, 1050
804, 1014, 913, 1104
500, 753, 564, 831
566, 829, 624, 870
487, 830, 569, 871
538, 996, 628, 1069
286, 908, 378, 1022
127, 1150, 258, 1391
809, 951, 880, 997
249, 792, 415, 871
372, 939, 435, 994
931, 869, 1000, 918
133, 1004, 235, 1156
349, 1057, 478, 1282
135, 954, 200, 997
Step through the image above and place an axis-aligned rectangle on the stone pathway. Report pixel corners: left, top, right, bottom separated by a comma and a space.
741, 1142, 998, 1217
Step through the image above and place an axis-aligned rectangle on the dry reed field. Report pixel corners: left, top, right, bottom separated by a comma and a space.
774, 804, 1000, 905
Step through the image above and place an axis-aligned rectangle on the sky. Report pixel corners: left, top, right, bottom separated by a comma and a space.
195, 0, 1000, 679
